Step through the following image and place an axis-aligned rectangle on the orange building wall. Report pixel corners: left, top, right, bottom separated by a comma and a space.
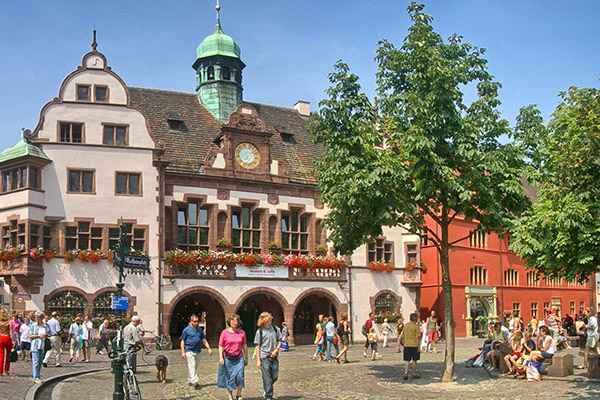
420, 216, 594, 337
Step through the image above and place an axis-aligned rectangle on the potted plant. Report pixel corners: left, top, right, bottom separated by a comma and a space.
267, 241, 282, 254
314, 244, 328, 256
216, 237, 231, 251
475, 315, 489, 338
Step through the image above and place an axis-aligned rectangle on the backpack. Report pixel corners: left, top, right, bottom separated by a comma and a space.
361, 322, 368, 336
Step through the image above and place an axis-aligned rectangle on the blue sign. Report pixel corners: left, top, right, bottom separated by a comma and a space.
111, 296, 129, 310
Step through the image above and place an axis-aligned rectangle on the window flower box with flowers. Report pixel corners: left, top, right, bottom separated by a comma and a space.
0, 244, 25, 261
29, 246, 58, 262
369, 261, 394, 273
163, 249, 346, 271
375, 311, 403, 323
406, 261, 427, 273
64, 249, 110, 263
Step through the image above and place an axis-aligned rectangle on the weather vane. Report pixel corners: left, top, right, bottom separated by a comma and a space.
91, 30, 98, 52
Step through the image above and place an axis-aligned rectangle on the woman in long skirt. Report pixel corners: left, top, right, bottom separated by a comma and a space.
217, 314, 248, 400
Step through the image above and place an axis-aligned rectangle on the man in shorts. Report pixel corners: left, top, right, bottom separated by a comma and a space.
400, 313, 420, 380
425, 310, 440, 353
582, 307, 598, 369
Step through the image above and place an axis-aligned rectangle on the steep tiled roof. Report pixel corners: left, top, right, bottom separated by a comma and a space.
128, 87, 323, 185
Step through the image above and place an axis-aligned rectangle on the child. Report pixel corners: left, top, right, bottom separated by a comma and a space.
20, 317, 31, 361
367, 327, 378, 360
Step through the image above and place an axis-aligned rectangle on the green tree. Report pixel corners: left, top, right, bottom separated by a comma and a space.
510, 87, 600, 282
308, 3, 529, 381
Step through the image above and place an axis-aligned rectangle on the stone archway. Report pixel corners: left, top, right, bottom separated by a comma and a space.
164, 286, 229, 345
292, 288, 345, 345
234, 287, 288, 344
469, 297, 491, 336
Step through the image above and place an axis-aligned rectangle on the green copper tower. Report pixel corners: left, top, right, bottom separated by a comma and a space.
193, 3, 245, 121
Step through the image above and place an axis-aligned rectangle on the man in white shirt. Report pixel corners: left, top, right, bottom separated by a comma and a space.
81, 315, 93, 362
582, 307, 598, 369
123, 316, 144, 372
42, 312, 62, 367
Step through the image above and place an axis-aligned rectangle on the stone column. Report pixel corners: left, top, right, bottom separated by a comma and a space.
465, 294, 472, 337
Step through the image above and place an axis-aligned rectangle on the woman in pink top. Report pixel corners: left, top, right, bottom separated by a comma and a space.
217, 314, 248, 400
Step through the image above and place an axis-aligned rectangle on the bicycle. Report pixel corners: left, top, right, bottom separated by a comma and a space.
144, 331, 172, 351
109, 345, 142, 400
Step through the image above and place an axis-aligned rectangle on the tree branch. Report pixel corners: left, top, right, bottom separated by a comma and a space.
421, 204, 442, 226
449, 233, 471, 246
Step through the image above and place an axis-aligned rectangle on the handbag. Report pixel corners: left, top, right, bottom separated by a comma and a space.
333, 337, 339, 345
44, 338, 52, 352
223, 350, 240, 362
9, 349, 18, 363
280, 340, 289, 351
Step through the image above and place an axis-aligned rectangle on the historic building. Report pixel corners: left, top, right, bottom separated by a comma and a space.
0, 7, 420, 344
420, 208, 595, 337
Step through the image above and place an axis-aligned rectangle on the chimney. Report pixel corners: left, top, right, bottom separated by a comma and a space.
293, 100, 310, 117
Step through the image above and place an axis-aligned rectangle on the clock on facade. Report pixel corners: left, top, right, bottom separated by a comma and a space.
235, 142, 260, 169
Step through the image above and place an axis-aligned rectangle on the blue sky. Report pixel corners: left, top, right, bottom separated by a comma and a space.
0, 1, 598, 150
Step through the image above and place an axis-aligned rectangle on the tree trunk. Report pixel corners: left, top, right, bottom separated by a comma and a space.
440, 222, 455, 382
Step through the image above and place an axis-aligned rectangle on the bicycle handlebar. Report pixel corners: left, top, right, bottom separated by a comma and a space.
108, 344, 142, 360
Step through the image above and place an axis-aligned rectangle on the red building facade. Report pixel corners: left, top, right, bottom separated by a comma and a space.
420, 215, 594, 337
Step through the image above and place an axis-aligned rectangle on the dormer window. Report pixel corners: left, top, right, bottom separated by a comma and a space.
280, 132, 295, 144
95, 86, 108, 102
222, 66, 230, 80
168, 120, 183, 132
77, 85, 90, 101
165, 111, 185, 132
207, 66, 215, 80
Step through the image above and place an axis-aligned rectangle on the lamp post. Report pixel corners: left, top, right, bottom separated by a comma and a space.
111, 219, 150, 400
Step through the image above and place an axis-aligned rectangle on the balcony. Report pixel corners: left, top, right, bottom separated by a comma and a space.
402, 268, 422, 287
0, 255, 43, 278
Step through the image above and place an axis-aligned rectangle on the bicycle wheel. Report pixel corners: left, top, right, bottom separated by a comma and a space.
124, 373, 142, 400
159, 337, 172, 350
145, 339, 157, 352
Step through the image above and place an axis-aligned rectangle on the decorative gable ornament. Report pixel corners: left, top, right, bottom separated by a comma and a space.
224, 105, 266, 132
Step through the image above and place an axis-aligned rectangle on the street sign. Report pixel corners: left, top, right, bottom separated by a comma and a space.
111, 296, 129, 310
113, 251, 149, 270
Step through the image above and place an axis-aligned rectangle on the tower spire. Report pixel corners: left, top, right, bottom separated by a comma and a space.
214, 0, 223, 33
91, 30, 98, 52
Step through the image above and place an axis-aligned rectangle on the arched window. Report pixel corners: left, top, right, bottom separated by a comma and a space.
47, 290, 88, 319
92, 291, 127, 320
222, 66, 230, 80
207, 66, 215, 80
374, 292, 398, 317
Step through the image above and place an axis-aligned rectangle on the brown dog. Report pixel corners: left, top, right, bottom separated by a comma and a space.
155, 354, 168, 383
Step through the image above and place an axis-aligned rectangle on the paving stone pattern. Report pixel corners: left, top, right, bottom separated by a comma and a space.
55, 339, 600, 400
0, 351, 112, 400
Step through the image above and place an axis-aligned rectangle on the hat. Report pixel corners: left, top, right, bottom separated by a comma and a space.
384, 318, 388, 322
488, 321, 494, 325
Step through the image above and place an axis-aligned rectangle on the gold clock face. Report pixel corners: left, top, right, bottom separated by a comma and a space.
235, 143, 260, 169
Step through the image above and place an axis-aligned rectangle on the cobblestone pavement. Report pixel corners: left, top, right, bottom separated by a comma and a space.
56, 339, 600, 400
0, 349, 112, 400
